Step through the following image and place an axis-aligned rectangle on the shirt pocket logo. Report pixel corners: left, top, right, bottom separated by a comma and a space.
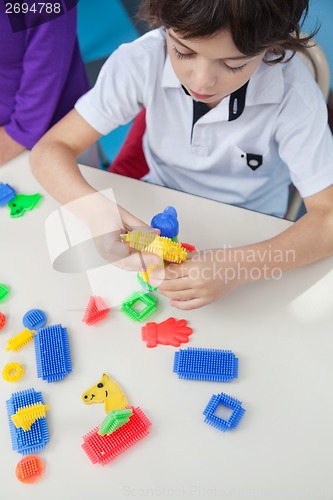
229, 145, 266, 174
246, 153, 263, 170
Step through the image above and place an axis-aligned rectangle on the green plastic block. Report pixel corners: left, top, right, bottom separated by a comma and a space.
8, 194, 42, 218
121, 290, 157, 321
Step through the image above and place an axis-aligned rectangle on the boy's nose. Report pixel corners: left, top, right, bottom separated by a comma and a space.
191, 62, 216, 92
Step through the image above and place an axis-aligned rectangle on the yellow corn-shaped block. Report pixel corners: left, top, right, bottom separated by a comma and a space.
6, 328, 35, 352
124, 231, 187, 263
11, 403, 50, 431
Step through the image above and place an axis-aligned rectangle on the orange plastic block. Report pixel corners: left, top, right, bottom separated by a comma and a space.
16, 455, 45, 483
82, 296, 110, 326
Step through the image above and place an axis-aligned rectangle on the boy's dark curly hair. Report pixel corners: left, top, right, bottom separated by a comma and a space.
139, 0, 317, 63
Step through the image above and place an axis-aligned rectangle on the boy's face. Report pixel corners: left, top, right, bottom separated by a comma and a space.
166, 28, 266, 107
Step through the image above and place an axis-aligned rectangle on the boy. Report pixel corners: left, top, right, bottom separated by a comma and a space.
31, 0, 333, 310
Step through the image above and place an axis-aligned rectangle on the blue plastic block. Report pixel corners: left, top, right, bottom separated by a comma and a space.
6, 388, 50, 455
0, 182, 16, 206
173, 348, 238, 382
151, 206, 179, 239
34, 324, 72, 382
203, 393, 246, 432
23, 309, 47, 330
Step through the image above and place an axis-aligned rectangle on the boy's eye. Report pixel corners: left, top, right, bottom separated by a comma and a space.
172, 45, 193, 60
224, 63, 247, 73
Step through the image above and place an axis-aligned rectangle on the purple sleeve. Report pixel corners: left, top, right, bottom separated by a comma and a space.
4, 8, 89, 149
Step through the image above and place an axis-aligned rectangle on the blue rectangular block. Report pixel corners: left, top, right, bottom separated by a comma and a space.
173, 347, 238, 382
34, 323, 72, 382
7, 388, 49, 455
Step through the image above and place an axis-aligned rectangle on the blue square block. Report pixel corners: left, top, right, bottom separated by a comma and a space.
203, 392, 245, 432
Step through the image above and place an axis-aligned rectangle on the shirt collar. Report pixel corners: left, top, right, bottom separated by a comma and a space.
161, 53, 182, 88
246, 58, 285, 105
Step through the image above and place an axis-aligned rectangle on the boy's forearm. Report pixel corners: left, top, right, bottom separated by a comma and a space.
30, 140, 117, 233
31, 141, 95, 204
30, 139, 131, 237
0, 127, 25, 165
228, 208, 333, 281
30, 108, 103, 206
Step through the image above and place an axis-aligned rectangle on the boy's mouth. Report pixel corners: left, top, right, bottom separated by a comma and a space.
189, 88, 216, 100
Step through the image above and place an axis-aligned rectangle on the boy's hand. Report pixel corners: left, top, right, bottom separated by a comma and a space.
60, 191, 161, 273
91, 204, 161, 272
149, 249, 248, 310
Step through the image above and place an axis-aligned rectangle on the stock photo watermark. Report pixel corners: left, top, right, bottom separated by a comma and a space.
122, 485, 266, 498
4, 0, 78, 32
166, 246, 296, 284
44, 188, 296, 309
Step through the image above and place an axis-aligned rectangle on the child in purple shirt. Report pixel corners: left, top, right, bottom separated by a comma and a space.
0, 1, 89, 165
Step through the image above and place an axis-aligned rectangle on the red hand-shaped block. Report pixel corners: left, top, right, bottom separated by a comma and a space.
141, 317, 193, 348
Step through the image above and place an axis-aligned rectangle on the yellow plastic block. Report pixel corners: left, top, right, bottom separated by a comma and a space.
11, 403, 50, 431
82, 373, 128, 413
6, 328, 34, 351
2, 362, 24, 382
123, 231, 187, 263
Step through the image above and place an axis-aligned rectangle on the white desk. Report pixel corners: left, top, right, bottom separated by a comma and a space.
1, 152, 333, 500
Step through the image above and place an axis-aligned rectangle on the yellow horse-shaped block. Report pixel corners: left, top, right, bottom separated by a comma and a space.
82, 373, 128, 413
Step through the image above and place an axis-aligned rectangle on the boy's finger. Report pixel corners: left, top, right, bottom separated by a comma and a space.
114, 251, 161, 272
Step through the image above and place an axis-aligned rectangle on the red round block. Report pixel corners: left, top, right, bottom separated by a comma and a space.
15, 455, 45, 484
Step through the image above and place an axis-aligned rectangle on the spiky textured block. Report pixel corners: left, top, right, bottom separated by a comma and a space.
121, 291, 157, 322
203, 393, 245, 431
12, 403, 50, 431
173, 348, 238, 382
34, 324, 72, 382
6, 328, 34, 352
99, 408, 133, 436
23, 309, 47, 330
123, 231, 187, 263
82, 296, 110, 326
6, 389, 50, 455
2, 362, 24, 382
82, 406, 151, 465
16, 455, 45, 483
0, 311, 6, 329
0, 182, 16, 206
137, 272, 157, 292
0, 283, 9, 302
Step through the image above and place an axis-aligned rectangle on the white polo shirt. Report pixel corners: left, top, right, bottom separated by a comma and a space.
75, 28, 333, 217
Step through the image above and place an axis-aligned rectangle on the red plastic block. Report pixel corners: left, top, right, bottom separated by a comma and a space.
82, 406, 151, 465
180, 242, 197, 252
82, 296, 110, 326
0, 312, 6, 330
141, 317, 193, 348
15, 455, 45, 483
